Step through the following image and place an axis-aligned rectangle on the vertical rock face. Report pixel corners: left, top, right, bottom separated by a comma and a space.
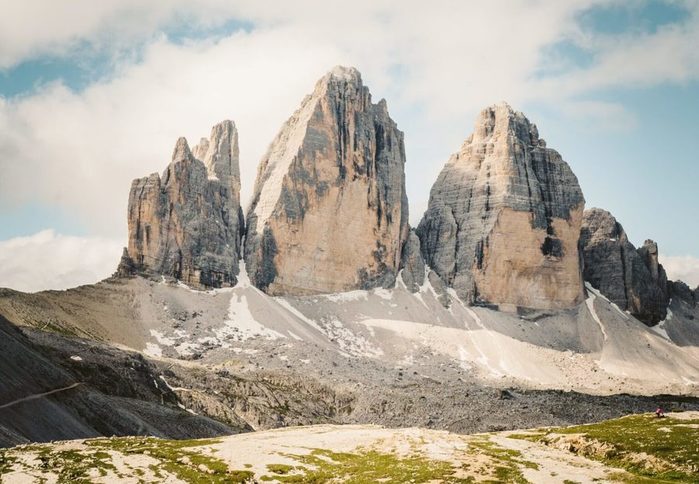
417, 103, 585, 310
244, 66, 409, 295
399, 230, 426, 292
668, 280, 697, 307
124, 120, 243, 288
580, 208, 668, 325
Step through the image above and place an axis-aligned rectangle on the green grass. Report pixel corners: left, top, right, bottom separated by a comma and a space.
463, 436, 538, 483
30, 447, 117, 483
86, 436, 253, 483
0, 450, 18, 475
260, 448, 469, 483
514, 413, 699, 482
267, 463, 296, 474
1, 436, 254, 483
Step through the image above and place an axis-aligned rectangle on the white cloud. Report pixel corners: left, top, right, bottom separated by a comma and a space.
0, 0, 616, 238
0, 230, 122, 292
0, 1, 698, 291
0, 0, 244, 68
661, 255, 699, 288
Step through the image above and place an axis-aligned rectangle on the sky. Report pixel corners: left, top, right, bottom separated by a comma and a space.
0, 0, 698, 292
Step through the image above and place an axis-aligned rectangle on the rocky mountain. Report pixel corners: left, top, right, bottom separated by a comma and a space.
580, 208, 669, 325
0, 313, 233, 447
121, 120, 243, 288
1, 269, 697, 447
244, 66, 409, 295
417, 103, 585, 311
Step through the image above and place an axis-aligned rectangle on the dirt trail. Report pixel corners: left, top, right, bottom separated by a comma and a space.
0, 382, 83, 410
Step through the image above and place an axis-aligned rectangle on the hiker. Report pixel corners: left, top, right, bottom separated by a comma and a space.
655, 407, 665, 418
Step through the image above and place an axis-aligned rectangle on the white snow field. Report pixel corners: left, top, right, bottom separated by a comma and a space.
133, 266, 699, 397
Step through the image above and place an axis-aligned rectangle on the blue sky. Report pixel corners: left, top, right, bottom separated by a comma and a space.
0, 0, 697, 291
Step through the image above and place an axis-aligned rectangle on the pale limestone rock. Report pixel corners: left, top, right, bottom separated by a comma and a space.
417, 103, 585, 310
400, 230, 426, 293
244, 66, 409, 295
123, 121, 243, 288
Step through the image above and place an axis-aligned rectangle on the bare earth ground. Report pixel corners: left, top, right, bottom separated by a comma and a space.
3, 411, 698, 483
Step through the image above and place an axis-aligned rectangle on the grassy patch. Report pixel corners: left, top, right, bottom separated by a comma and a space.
2, 436, 253, 483
267, 463, 295, 474
86, 436, 253, 483
0, 449, 18, 475
261, 448, 467, 483
31, 447, 117, 483
514, 413, 699, 482
464, 436, 537, 483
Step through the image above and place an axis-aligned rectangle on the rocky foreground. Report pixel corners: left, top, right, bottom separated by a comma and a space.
2, 412, 697, 483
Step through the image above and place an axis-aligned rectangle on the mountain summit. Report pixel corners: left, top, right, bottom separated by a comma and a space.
417, 103, 586, 310
244, 66, 409, 295
121, 120, 244, 288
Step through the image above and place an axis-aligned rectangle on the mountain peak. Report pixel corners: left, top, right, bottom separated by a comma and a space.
327, 65, 362, 82
418, 104, 584, 310
245, 66, 408, 295
471, 102, 542, 147
171, 137, 192, 163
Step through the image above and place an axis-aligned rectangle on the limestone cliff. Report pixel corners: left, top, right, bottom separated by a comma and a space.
417, 103, 585, 310
122, 120, 243, 288
244, 66, 409, 295
399, 230, 426, 293
580, 208, 669, 324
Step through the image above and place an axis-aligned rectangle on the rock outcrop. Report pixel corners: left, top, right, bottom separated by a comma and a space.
399, 230, 426, 292
244, 66, 409, 295
580, 208, 669, 324
668, 280, 697, 307
417, 103, 585, 310
123, 120, 243, 288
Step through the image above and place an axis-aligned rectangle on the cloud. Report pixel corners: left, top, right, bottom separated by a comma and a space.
660, 255, 699, 288
0, 230, 122, 292
0, 1, 623, 237
532, 4, 699, 97
0, 1, 697, 249
0, 0, 245, 68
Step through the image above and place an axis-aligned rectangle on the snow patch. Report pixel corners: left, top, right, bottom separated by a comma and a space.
319, 317, 382, 358
174, 341, 199, 356
215, 291, 285, 342
585, 283, 608, 342
324, 290, 369, 303
373, 287, 393, 300
650, 309, 673, 340
144, 343, 162, 358
151, 329, 175, 346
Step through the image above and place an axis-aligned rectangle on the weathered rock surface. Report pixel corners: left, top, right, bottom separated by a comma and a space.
580, 208, 669, 325
669, 280, 698, 306
399, 230, 426, 292
417, 103, 585, 310
244, 66, 409, 295
123, 120, 243, 288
